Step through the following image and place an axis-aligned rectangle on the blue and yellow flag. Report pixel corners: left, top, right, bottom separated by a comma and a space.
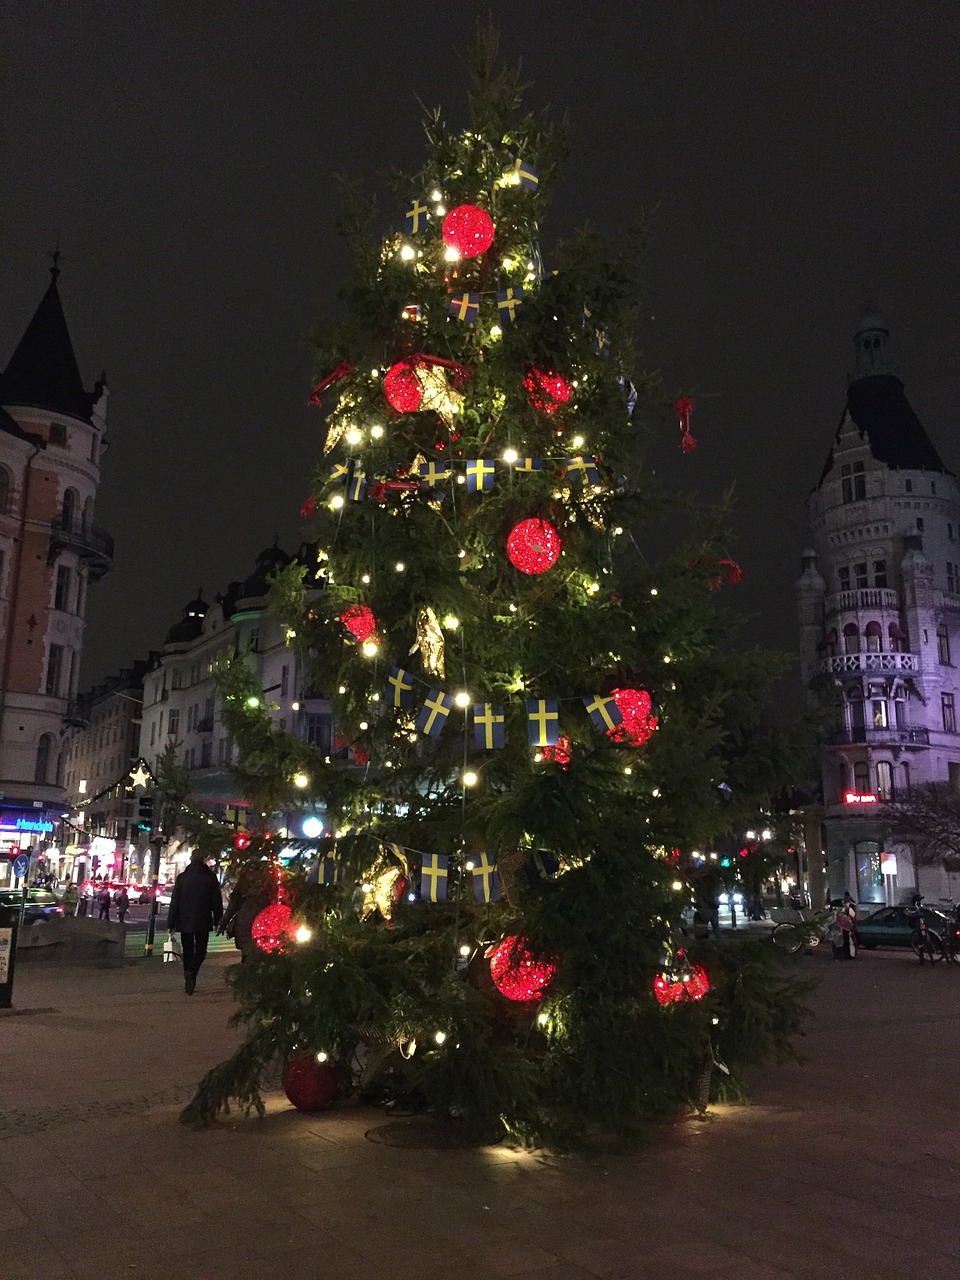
347, 472, 366, 502
328, 461, 349, 482
381, 841, 409, 872
465, 459, 495, 493
514, 157, 539, 191
523, 850, 560, 884
405, 197, 429, 234
565, 455, 601, 486
527, 698, 560, 747
420, 853, 448, 903
417, 460, 452, 487
496, 286, 524, 324
473, 703, 505, 750
591, 328, 611, 359
387, 666, 415, 709
582, 694, 623, 732
318, 857, 341, 886
449, 293, 479, 323
471, 850, 500, 903
513, 457, 544, 472
417, 688, 454, 739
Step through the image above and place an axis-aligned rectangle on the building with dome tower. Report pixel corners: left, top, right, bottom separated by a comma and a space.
797, 314, 960, 907
0, 261, 113, 887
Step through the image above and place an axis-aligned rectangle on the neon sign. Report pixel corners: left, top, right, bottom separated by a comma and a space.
843, 791, 878, 805
0, 818, 54, 833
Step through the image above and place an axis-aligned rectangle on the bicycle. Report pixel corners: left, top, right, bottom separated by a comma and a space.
771, 908, 834, 955
905, 896, 945, 965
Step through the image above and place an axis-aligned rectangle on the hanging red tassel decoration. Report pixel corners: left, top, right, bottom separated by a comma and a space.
675, 396, 696, 452
308, 360, 353, 404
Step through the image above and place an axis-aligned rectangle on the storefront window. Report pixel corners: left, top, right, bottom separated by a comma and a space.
855, 842, 884, 904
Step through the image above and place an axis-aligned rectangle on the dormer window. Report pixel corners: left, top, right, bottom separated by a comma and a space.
841, 462, 866, 504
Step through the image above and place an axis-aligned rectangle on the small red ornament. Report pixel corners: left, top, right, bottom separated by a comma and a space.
233, 831, 250, 851
675, 396, 696, 452
384, 360, 423, 413
489, 935, 558, 1003
524, 367, 572, 415
607, 688, 657, 747
252, 903, 293, 954
340, 604, 378, 643
654, 951, 710, 1005
653, 974, 684, 1006
283, 1053, 339, 1111
442, 204, 495, 258
541, 733, 572, 769
506, 518, 562, 575
685, 964, 710, 1002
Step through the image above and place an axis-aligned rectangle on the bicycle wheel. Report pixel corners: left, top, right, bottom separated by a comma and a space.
911, 929, 945, 963
772, 923, 803, 954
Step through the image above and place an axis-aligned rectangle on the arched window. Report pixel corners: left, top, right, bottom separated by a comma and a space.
937, 623, 951, 665
824, 628, 838, 657
61, 487, 79, 530
82, 496, 94, 531
865, 621, 883, 653
876, 761, 893, 801
853, 761, 870, 793
0, 466, 10, 515
34, 733, 54, 784
843, 623, 860, 655
889, 621, 907, 653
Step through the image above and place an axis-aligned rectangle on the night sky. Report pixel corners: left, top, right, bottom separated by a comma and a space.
2, 3, 958, 694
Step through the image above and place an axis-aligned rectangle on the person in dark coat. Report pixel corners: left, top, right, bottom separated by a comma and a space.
167, 851, 224, 994
97, 886, 112, 920
218, 866, 270, 960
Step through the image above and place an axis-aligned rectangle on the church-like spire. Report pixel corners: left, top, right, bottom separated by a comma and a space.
851, 311, 896, 381
0, 258, 98, 422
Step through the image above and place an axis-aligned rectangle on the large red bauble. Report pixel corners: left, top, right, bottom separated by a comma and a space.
506, 518, 562, 575
607, 688, 658, 747
283, 1053, 339, 1112
489, 935, 558, 1003
653, 974, 684, 1006
523, 367, 572, 415
541, 733, 572, 769
384, 360, 423, 413
252, 903, 293, 954
442, 204, 495, 258
340, 604, 377, 643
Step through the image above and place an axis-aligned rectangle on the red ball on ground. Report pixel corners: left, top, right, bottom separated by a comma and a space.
442, 204, 495, 258
283, 1053, 339, 1111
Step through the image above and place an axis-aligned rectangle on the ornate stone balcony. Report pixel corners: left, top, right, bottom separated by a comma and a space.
825, 726, 929, 747
49, 517, 114, 581
817, 651, 918, 676
824, 588, 900, 614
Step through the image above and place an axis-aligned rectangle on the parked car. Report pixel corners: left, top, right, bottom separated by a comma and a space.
856, 904, 953, 949
0, 888, 65, 925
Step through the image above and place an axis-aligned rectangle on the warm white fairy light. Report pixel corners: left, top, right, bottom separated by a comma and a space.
370, 424, 384, 439
330, 494, 345, 510
361, 573, 370, 584
502, 447, 519, 463
572, 434, 585, 448
359, 720, 368, 730
462, 770, 478, 787
295, 925, 313, 943
434, 1030, 447, 1044
399, 243, 415, 261
395, 561, 405, 572
293, 772, 309, 789
443, 614, 460, 629
454, 691, 471, 708
345, 428, 363, 446
362, 641, 378, 658
444, 245, 459, 262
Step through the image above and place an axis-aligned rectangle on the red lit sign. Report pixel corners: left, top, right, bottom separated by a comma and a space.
843, 791, 878, 805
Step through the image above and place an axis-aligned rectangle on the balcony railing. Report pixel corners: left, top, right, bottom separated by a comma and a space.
826, 726, 929, 747
825, 587, 900, 614
817, 651, 918, 676
940, 591, 960, 612
49, 518, 114, 580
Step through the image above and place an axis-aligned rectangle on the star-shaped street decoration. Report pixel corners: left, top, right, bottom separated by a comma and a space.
129, 762, 151, 789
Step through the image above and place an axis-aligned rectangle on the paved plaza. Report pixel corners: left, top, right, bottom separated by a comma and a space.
1, 943, 959, 1280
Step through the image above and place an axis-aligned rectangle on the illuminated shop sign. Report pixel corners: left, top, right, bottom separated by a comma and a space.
842, 791, 878, 805
0, 817, 55, 833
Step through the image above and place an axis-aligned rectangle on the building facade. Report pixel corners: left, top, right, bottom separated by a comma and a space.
0, 263, 112, 887
798, 315, 960, 906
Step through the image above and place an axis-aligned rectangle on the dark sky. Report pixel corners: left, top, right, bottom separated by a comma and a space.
2, 2, 958, 690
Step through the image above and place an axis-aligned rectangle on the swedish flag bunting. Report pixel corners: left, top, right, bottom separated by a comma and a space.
386, 666, 415, 709
514, 157, 539, 191
565, 455, 601, 486
405, 197, 429, 234
591, 329, 611, 359
523, 850, 560, 883
449, 292, 479, 323
473, 703, 505, 750
582, 694, 624, 732
318, 857, 341, 886
420, 852, 448, 903
496, 286, 524, 324
513, 457, 544, 472
417, 688, 454, 739
465, 459, 496, 493
347, 472, 366, 502
417, 460, 452, 487
471, 850, 501, 903
328, 461, 349, 482
527, 698, 560, 747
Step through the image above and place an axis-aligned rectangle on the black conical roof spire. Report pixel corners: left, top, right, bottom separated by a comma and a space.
0, 257, 97, 421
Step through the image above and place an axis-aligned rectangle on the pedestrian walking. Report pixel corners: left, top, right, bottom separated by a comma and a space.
60, 880, 79, 916
97, 886, 112, 921
114, 887, 129, 924
218, 866, 270, 961
167, 851, 224, 994
831, 893, 858, 960
694, 869, 722, 939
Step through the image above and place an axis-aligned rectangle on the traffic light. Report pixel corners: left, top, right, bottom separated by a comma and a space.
137, 795, 155, 831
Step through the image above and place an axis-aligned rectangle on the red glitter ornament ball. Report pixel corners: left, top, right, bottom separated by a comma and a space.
685, 964, 710, 1002
340, 604, 377, 643
506, 518, 562, 575
252, 903, 293, 954
233, 831, 250, 852
607, 688, 658, 747
653, 975, 684, 1006
489, 935, 558, 1003
541, 733, 572, 769
523, 367, 572, 415
283, 1053, 339, 1112
384, 360, 423, 413
442, 204, 495, 258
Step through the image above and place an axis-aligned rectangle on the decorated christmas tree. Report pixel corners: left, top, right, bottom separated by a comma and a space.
183, 34, 812, 1145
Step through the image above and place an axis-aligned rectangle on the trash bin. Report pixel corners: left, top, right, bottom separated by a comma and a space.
0, 899, 19, 1009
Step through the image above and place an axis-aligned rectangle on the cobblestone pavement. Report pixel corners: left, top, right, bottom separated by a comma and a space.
1, 946, 959, 1279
